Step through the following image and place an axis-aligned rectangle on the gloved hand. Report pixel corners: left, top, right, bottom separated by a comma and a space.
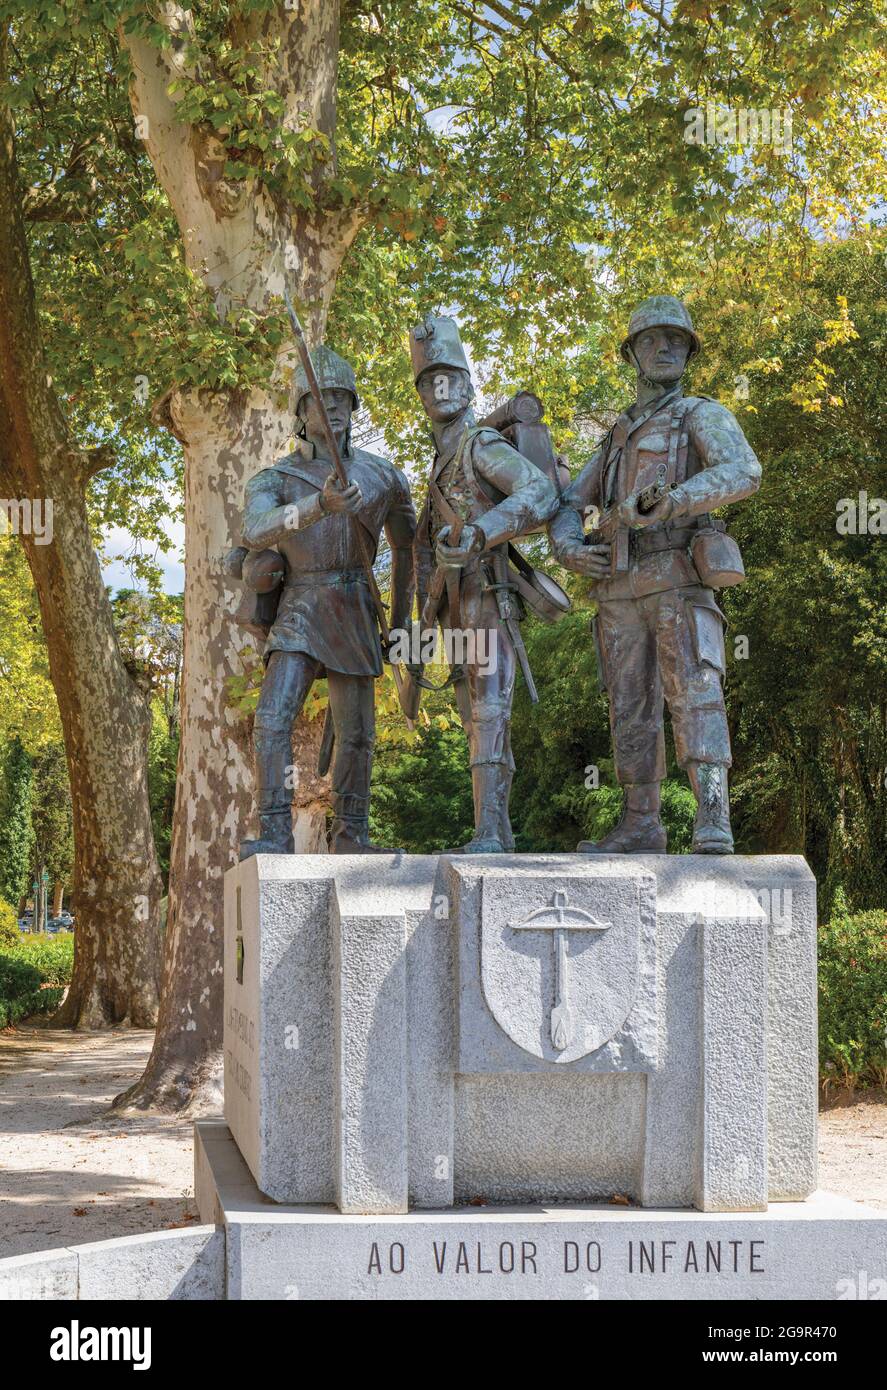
617, 490, 674, 530
435, 523, 485, 568
557, 540, 611, 577
321, 473, 363, 515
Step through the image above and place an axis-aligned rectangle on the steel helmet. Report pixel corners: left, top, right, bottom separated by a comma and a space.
295, 344, 360, 414
620, 295, 701, 362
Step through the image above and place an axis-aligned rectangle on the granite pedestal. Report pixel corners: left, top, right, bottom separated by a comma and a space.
202, 852, 887, 1300
222, 853, 816, 1213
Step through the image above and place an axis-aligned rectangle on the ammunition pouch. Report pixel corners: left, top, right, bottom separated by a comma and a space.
686, 597, 728, 675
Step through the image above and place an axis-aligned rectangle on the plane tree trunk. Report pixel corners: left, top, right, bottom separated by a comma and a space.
0, 28, 163, 1028
116, 2, 363, 1109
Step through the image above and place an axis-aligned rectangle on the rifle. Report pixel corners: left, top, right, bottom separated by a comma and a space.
591, 463, 671, 574
282, 291, 414, 730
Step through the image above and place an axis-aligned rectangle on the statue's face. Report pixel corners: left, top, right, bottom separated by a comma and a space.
299, 387, 353, 439
631, 326, 691, 384
416, 366, 473, 422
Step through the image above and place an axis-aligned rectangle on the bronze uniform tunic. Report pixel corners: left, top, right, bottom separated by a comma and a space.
550, 389, 761, 784
415, 422, 559, 771
243, 439, 416, 677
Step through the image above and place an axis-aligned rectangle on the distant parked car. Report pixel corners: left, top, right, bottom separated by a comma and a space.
58, 911, 74, 927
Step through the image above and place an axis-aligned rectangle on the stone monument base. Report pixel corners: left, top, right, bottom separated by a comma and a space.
195, 1121, 887, 1301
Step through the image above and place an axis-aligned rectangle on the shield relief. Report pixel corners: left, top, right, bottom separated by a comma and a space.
480, 874, 649, 1065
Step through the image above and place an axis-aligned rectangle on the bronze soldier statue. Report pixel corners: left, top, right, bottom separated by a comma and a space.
411, 315, 560, 852
238, 346, 416, 857
549, 295, 761, 854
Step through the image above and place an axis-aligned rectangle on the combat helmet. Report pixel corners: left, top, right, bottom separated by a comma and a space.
620, 295, 701, 362
295, 344, 361, 414
409, 315, 472, 383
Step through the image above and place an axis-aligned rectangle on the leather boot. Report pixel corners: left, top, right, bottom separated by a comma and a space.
688, 762, 734, 854
578, 782, 667, 854
329, 816, 402, 853
329, 792, 402, 854
498, 765, 515, 852
453, 762, 507, 853
239, 808, 295, 861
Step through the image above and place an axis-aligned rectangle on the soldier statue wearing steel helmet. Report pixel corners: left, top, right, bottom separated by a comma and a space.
410, 315, 560, 853
237, 345, 416, 857
549, 295, 761, 853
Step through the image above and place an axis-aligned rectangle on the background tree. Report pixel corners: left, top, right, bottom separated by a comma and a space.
30, 743, 74, 923
0, 739, 34, 910
0, 23, 163, 1024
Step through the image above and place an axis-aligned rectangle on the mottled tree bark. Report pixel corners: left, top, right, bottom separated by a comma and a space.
0, 30, 162, 1027
117, 3, 362, 1109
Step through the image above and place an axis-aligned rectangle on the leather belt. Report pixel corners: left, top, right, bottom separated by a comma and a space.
287, 569, 368, 587
631, 526, 698, 557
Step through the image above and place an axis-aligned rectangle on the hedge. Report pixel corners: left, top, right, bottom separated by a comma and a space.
0, 932, 74, 1027
819, 910, 887, 1089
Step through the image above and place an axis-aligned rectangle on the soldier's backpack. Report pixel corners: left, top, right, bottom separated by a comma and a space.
474, 392, 571, 624
476, 392, 571, 495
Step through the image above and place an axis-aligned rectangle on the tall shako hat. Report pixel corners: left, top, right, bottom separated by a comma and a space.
409, 315, 472, 383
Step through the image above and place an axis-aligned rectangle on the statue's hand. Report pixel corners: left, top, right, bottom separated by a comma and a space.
435, 523, 485, 568
617, 490, 674, 530
321, 473, 363, 515
558, 541, 611, 577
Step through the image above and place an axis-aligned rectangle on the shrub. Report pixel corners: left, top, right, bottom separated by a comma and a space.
0, 932, 74, 1027
819, 910, 887, 1090
0, 900, 18, 949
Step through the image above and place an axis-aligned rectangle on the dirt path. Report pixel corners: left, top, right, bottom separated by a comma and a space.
0, 1030, 885, 1260
0, 1027, 199, 1258
818, 1089, 887, 1210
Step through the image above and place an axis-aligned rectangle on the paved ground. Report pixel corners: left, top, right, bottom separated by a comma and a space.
0, 1027, 198, 1258
0, 1029, 884, 1257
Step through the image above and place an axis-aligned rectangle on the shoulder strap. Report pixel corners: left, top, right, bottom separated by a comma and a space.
428, 427, 472, 531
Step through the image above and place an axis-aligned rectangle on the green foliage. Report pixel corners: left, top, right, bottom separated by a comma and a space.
716, 237, 887, 914
0, 932, 74, 1027
0, 900, 18, 948
819, 910, 887, 1090
29, 744, 74, 893
0, 739, 34, 908
0, 538, 61, 748
148, 701, 178, 882
370, 724, 473, 853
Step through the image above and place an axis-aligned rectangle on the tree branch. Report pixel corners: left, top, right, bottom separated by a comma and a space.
78, 443, 117, 482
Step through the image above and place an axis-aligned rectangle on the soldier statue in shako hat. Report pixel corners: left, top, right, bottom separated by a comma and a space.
236, 345, 416, 857
549, 295, 761, 854
410, 315, 560, 853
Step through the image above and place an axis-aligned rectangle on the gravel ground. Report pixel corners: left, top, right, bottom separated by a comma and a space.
0, 1028, 884, 1258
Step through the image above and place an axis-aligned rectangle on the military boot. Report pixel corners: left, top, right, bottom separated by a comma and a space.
454, 762, 507, 853
578, 782, 667, 854
239, 808, 295, 861
498, 763, 515, 852
329, 795, 402, 854
688, 762, 734, 854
